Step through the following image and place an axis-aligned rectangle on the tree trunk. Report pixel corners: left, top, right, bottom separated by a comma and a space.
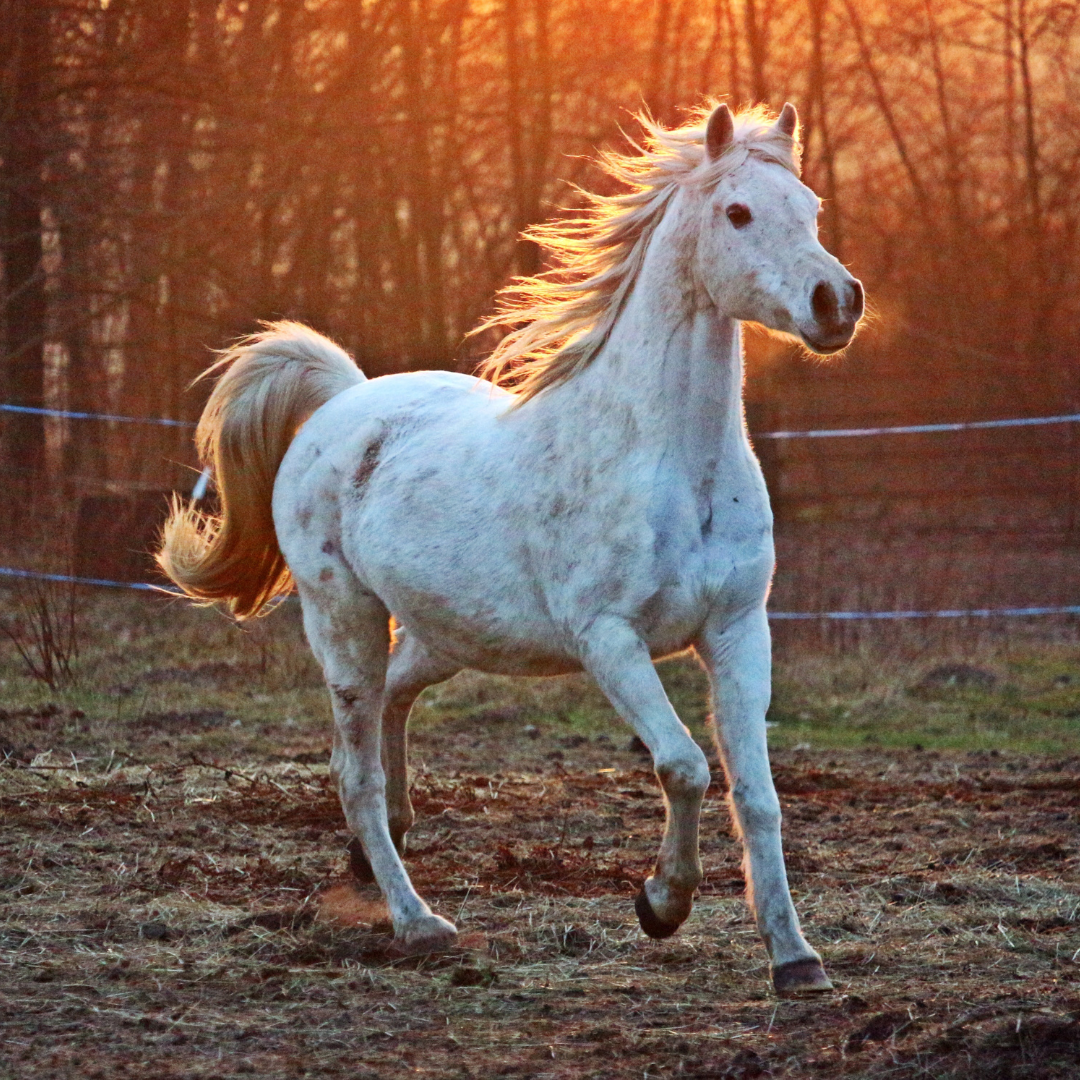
923, 0, 965, 247
724, 0, 740, 102
699, 0, 726, 95
1003, 0, 1018, 195
505, 0, 528, 269
1, 0, 50, 497
744, 0, 769, 103
1015, 0, 1041, 228
400, 0, 448, 366
841, 0, 931, 210
505, 0, 551, 278
645, 0, 673, 117
806, 0, 841, 257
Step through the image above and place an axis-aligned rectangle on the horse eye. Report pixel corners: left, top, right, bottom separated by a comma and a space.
726, 204, 753, 228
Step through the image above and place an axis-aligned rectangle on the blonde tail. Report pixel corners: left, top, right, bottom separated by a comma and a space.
157, 321, 364, 619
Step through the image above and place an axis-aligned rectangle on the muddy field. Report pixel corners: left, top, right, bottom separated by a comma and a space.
2, 593, 1080, 1078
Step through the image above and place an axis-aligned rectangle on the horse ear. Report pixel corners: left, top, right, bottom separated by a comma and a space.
776, 102, 798, 138
705, 104, 734, 160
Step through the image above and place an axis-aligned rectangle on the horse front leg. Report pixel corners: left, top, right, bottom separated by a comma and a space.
696, 606, 831, 995
582, 618, 712, 936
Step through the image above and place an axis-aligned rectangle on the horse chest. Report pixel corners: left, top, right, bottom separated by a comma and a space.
631, 526, 772, 655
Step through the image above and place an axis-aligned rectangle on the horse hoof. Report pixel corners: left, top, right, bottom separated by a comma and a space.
346, 838, 375, 884
635, 887, 681, 940
772, 958, 833, 996
389, 915, 458, 956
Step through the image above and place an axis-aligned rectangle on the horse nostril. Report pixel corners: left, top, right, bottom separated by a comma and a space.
848, 279, 864, 320
811, 281, 838, 325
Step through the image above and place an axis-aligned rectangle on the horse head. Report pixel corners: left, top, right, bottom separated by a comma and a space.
693, 102, 864, 355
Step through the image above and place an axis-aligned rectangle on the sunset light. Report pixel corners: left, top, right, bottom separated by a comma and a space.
3, 3, 1080, 1078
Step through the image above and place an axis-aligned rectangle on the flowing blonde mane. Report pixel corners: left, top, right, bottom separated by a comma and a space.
475, 104, 801, 403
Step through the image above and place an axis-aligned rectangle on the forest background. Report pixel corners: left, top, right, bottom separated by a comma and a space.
1, 0, 1079, 607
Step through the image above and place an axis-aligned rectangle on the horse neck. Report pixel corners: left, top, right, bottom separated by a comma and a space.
557, 192, 746, 471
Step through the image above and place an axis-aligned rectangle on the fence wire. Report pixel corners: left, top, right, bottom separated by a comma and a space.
2, 401, 1078, 620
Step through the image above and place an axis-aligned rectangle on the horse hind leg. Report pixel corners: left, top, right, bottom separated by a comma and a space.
348, 628, 460, 884
298, 576, 456, 954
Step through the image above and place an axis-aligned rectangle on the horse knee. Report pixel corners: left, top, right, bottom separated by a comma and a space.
330, 749, 386, 804
330, 682, 381, 718
730, 786, 782, 834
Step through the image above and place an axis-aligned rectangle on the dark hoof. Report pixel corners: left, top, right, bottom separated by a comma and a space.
386, 915, 459, 957
347, 838, 375, 884
635, 887, 681, 940
772, 958, 833, 996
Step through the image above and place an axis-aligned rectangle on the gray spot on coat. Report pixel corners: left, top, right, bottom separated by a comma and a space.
330, 684, 360, 708
353, 436, 384, 495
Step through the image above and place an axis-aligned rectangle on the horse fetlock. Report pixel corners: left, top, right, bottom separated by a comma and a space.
387, 803, 415, 838
639, 874, 695, 931
659, 861, 703, 896
390, 912, 458, 956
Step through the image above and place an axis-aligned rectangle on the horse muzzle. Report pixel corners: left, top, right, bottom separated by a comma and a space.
801, 277, 864, 354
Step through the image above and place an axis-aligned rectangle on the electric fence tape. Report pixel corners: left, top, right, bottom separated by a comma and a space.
4, 403, 1080, 618
0, 403, 196, 427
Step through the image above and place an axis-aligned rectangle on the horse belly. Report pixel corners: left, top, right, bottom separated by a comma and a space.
369, 526, 706, 674
390, 594, 583, 676
347, 507, 582, 675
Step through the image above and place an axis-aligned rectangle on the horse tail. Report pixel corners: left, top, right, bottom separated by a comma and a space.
157, 321, 364, 619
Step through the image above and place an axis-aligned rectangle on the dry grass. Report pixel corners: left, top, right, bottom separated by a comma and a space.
2, 590, 1080, 1078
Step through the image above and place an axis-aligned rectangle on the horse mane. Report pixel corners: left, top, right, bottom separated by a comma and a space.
475, 103, 802, 403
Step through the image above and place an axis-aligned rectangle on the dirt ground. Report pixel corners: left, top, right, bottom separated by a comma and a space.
3, 730, 1080, 1077
1, 594, 1080, 1078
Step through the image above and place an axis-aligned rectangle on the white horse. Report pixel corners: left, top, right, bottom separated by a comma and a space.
159, 102, 863, 995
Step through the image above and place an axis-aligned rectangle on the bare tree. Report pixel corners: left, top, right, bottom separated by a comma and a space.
744, 0, 773, 103
1, 0, 1079, 537
804, 0, 842, 255
0, 0, 50, 498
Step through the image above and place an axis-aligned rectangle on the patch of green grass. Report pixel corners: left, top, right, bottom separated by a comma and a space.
766, 647, 1080, 755
0, 589, 330, 763
3, 587, 1080, 762
406, 654, 715, 750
